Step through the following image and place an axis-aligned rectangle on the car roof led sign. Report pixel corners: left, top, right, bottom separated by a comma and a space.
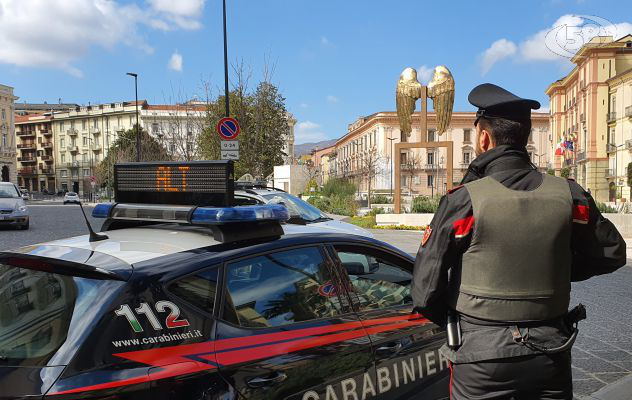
114, 160, 234, 206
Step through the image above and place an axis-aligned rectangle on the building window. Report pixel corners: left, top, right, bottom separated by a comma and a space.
105, 116, 109, 128
93, 119, 98, 128
427, 129, 436, 142
83, 137, 88, 146
463, 129, 471, 143
152, 123, 159, 134
401, 176, 407, 187
117, 116, 122, 127
82, 119, 87, 130
60, 138, 65, 148
427, 152, 435, 165
463, 152, 471, 164
70, 120, 75, 129
129, 115, 133, 125
414, 175, 421, 185
61, 154, 65, 163
83, 169, 89, 177
529, 129, 533, 143
1, 109, 5, 120
61, 170, 67, 178
60, 121, 64, 130
427, 175, 434, 188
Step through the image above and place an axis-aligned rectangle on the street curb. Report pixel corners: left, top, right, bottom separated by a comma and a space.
584, 374, 632, 400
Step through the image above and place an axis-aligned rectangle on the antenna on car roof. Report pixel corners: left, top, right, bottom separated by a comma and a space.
78, 202, 108, 242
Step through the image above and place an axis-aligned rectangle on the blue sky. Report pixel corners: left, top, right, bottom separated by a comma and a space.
1, 0, 631, 144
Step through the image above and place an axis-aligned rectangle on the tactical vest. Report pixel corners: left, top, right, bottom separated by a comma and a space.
448, 174, 573, 322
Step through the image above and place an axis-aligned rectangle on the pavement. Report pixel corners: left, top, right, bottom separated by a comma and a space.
2, 207, 632, 399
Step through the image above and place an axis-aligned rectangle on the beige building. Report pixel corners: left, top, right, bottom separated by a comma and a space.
52, 101, 139, 194
546, 35, 632, 203
311, 145, 336, 184
327, 111, 549, 198
15, 114, 55, 191
0, 84, 18, 183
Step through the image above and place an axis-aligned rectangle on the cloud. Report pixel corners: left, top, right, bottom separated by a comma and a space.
417, 65, 434, 84
480, 39, 517, 75
0, 0, 205, 76
326, 95, 339, 103
168, 51, 183, 71
320, 36, 330, 45
147, 0, 206, 30
479, 15, 632, 74
295, 121, 329, 144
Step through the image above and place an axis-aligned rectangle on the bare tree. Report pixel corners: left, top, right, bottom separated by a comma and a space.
359, 146, 384, 207
401, 149, 424, 195
303, 158, 321, 185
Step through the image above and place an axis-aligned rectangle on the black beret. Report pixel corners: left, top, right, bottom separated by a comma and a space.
468, 83, 540, 125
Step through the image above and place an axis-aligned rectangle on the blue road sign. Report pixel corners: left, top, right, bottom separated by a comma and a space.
216, 117, 240, 140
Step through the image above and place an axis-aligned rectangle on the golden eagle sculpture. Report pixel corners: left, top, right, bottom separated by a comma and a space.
396, 65, 455, 138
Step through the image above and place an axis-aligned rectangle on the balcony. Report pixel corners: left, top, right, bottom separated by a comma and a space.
91, 127, 101, 135
19, 167, 36, 175
607, 112, 617, 123
17, 156, 36, 163
40, 155, 53, 162
16, 130, 36, 137
576, 151, 586, 162
606, 169, 615, 178
67, 129, 78, 136
626, 106, 632, 118
460, 162, 470, 169
66, 161, 80, 168
41, 141, 53, 148
92, 144, 102, 151
40, 167, 54, 175
40, 129, 52, 136
67, 146, 79, 153
17, 142, 36, 149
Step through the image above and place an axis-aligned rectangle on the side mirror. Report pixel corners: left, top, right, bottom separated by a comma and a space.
343, 261, 370, 275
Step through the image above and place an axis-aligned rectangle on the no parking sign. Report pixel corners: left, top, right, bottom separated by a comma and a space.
216, 117, 240, 140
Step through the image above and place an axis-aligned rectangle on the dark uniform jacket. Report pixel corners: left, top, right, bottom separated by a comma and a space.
412, 145, 627, 363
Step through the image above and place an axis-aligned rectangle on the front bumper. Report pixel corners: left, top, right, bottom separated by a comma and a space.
0, 213, 29, 226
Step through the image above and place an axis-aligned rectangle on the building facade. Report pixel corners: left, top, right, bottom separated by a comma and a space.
15, 114, 55, 191
0, 84, 18, 183
546, 35, 632, 203
52, 102, 139, 194
326, 111, 550, 198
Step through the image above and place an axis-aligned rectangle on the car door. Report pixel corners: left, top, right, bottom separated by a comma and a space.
328, 244, 449, 400
215, 245, 374, 400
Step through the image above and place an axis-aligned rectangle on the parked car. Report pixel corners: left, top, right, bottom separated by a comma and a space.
63, 191, 81, 204
0, 182, 29, 229
234, 186, 374, 238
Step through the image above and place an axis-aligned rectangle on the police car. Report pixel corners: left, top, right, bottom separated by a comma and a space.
0, 161, 448, 400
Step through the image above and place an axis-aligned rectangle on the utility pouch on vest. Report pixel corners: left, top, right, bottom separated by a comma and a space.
511, 304, 587, 354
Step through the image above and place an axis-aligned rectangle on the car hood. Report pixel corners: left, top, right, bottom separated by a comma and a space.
0, 198, 21, 210
284, 219, 375, 239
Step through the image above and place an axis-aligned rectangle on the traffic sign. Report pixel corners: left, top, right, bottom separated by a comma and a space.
221, 140, 239, 150
221, 150, 240, 160
216, 117, 240, 140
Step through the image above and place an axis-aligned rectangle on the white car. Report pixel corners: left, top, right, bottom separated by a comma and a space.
234, 187, 374, 238
63, 192, 81, 204
0, 182, 29, 229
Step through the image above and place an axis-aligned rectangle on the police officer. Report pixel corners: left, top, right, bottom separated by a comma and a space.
412, 83, 627, 399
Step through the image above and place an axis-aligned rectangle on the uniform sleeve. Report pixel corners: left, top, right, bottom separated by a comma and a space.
569, 181, 627, 281
411, 190, 472, 327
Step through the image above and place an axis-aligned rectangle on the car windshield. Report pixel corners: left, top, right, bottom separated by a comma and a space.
261, 192, 329, 222
66, 192, 77, 196
0, 184, 20, 199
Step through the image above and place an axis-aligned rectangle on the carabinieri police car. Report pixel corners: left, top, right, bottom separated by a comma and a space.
0, 161, 448, 400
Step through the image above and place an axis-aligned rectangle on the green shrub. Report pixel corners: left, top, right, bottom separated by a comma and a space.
560, 167, 571, 178
370, 194, 392, 204
367, 207, 384, 217
597, 202, 617, 213
328, 194, 357, 216
411, 196, 440, 213
374, 224, 426, 231
321, 178, 356, 198
350, 216, 376, 229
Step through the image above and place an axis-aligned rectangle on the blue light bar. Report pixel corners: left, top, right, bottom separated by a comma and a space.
191, 204, 289, 225
93, 203, 114, 218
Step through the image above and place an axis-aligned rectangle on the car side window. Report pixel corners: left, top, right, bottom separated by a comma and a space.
334, 246, 412, 312
223, 247, 343, 328
168, 267, 219, 313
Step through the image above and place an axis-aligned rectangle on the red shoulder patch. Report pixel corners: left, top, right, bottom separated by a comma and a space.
448, 184, 464, 194
421, 226, 432, 247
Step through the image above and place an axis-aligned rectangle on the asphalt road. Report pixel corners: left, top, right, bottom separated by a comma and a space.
0, 203, 99, 250
1, 207, 631, 398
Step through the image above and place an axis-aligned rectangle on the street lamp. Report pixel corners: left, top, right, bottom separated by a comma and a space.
126, 72, 140, 161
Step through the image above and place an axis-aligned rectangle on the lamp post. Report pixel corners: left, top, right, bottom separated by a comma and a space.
222, 0, 230, 117
126, 72, 140, 161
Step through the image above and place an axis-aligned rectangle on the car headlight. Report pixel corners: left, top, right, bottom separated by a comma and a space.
18, 205, 27, 212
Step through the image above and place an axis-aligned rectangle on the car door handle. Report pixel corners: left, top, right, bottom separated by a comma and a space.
377, 341, 403, 354
247, 372, 288, 388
